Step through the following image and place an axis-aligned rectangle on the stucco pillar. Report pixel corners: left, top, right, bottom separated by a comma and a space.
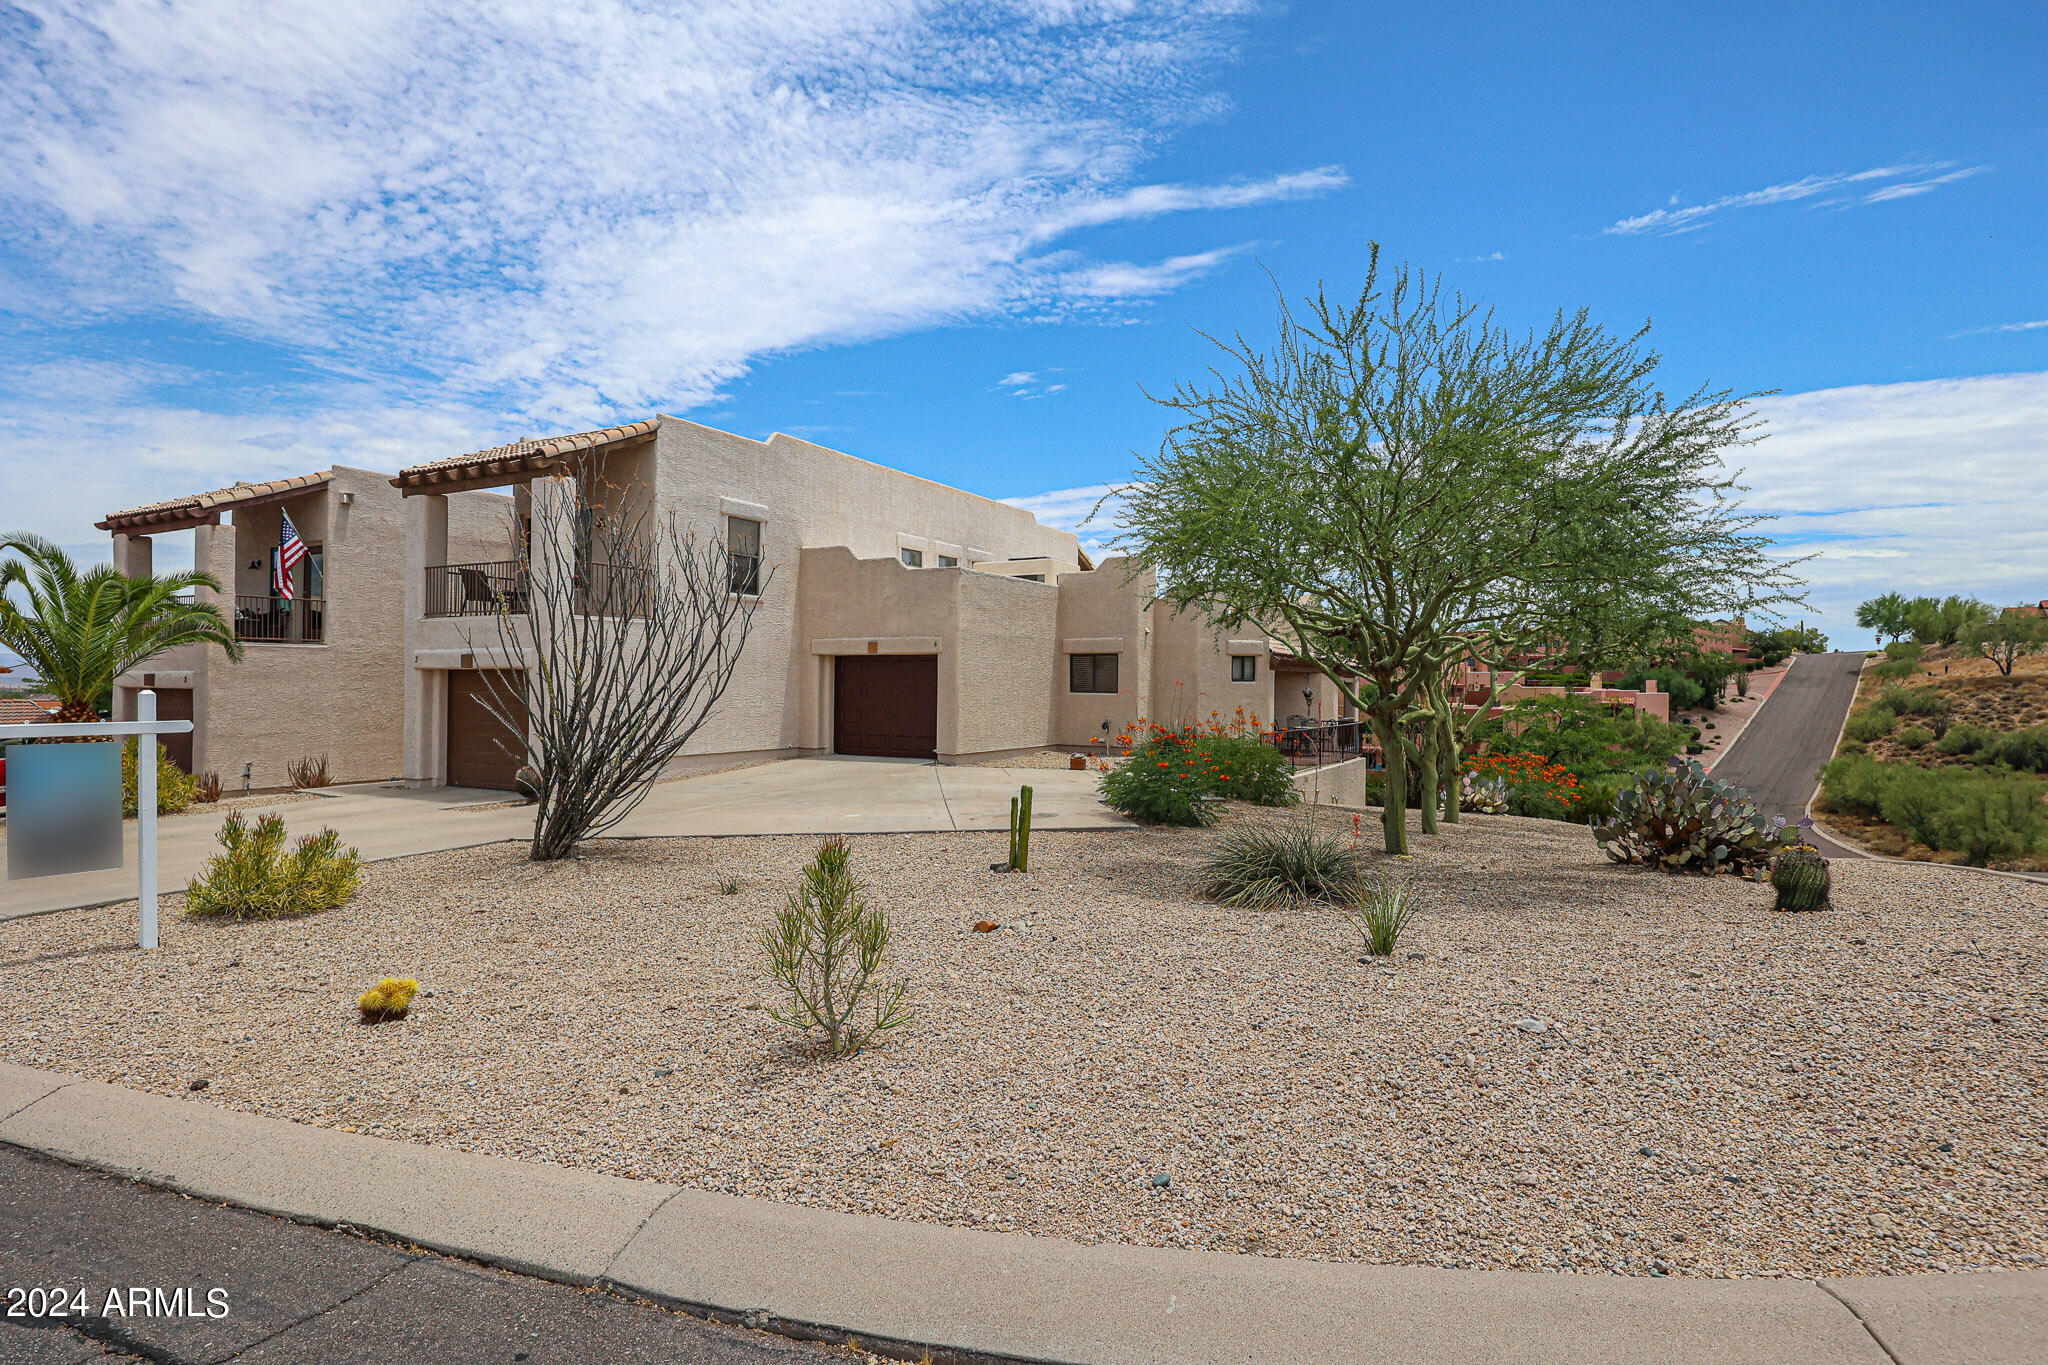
111, 532, 152, 579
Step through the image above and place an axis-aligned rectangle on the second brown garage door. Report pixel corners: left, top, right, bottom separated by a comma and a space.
446, 669, 527, 790
834, 655, 938, 760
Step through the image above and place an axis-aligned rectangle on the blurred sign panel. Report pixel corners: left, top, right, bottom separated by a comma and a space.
5, 742, 123, 879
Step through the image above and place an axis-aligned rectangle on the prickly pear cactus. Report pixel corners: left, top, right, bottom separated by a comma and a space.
1590, 759, 1800, 876
1771, 844, 1832, 911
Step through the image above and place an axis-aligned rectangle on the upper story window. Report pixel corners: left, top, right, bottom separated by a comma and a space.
1069, 653, 1118, 694
1231, 654, 1257, 682
938, 554, 958, 568
727, 515, 762, 596
1018, 574, 1044, 583
900, 547, 924, 568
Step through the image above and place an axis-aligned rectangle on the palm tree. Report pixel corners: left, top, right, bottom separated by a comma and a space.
0, 533, 242, 723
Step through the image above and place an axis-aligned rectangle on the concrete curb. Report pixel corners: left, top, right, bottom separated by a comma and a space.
3, 1063, 2043, 1363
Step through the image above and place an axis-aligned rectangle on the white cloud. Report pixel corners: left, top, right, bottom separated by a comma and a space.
1, 1, 1336, 429
1032, 166, 1350, 237
1062, 245, 1246, 299
1457, 250, 1507, 263
1950, 319, 2048, 338
1605, 162, 1987, 236
998, 372, 1040, 387
1009, 372, 2048, 649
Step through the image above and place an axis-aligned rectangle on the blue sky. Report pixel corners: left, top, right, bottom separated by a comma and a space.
3, 0, 2044, 652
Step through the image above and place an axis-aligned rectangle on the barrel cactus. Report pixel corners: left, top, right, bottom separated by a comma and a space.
1771, 845, 1832, 912
1590, 759, 1799, 875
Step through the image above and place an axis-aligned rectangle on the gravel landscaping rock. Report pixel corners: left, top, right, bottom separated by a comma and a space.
2, 806, 2042, 1281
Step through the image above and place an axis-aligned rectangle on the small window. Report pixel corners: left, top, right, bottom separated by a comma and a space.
1019, 574, 1044, 583
1231, 654, 1257, 682
938, 554, 958, 568
1070, 653, 1118, 694
900, 547, 924, 567
727, 516, 762, 596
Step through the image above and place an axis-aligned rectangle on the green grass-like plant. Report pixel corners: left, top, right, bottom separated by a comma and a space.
184, 812, 363, 920
1340, 874, 1418, 956
1203, 820, 1359, 910
122, 738, 196, 816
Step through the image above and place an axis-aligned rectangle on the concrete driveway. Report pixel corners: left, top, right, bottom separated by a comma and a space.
0, 758, 1122, 921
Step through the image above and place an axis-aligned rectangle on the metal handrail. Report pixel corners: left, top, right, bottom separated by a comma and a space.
234, 594, 324, 643
425, 561, 528, 617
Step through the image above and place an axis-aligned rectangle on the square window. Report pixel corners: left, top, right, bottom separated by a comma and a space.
1069, 653, 1118, 694
900, 547, 924, 567
727, 516, 762, 595
1231, 654, 1257, 682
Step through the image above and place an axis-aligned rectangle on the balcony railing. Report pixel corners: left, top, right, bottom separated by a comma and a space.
423, 559, 651, 618
234, 595, 325, 643
426, 561, 529, 617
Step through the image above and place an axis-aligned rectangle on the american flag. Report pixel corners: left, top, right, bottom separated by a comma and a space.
274, 511, 307, 601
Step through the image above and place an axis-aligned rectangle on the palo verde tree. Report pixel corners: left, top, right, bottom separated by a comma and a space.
469, 478, 764, 861
1960, 609, 2048, 677
1855, 592, 1912, 646
1109, 248, 1804, 854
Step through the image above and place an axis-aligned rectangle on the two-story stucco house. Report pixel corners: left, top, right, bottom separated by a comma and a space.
100, 467, 409, 790
106, 416, 1299, 791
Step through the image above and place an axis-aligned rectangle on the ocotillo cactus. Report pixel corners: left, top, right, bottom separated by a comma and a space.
1008, 784, 1034, 871
1771, 845, 1832, 912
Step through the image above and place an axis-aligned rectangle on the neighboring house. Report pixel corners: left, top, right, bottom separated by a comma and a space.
2009, 599, 2048, 618
1694, 617, 1751, 662
388, 415, 1281, 787
99, 467, 408, 789
0, 696, 57, 725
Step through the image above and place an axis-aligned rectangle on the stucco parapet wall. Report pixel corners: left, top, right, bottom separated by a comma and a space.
809, 637, 943, 655
1226, 638, 1265, 656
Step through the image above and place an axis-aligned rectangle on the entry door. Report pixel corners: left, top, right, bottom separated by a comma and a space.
153, 688, 195, 774
833, 655, 938, 760
446, 669, 527, 790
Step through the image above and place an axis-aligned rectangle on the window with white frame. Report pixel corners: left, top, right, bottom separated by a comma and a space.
900, 547, 924, 567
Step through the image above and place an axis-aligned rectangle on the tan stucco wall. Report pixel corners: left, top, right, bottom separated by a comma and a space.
116, 465, 407, 789
1149, 602, 1274, 732
1053, 557, 1153, 747
794, 547, 1060, 759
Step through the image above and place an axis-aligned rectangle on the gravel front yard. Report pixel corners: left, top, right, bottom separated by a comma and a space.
3, 809, 2044, 1280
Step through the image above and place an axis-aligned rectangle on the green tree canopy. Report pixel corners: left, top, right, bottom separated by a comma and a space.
1856, 592, 1911, 645
1960, 610, 2048, 677
0, 532, 240, 722
1108, 249, 1805, 853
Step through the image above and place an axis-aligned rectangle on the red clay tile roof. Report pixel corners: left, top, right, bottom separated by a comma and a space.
0, 696, 58, 725
98, 473, 330, 533
392, 419, 659, 492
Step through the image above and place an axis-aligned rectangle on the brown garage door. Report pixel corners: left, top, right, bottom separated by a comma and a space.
152, 687, 194, 774
446, 669, 527, 790
834, 655, 938, 760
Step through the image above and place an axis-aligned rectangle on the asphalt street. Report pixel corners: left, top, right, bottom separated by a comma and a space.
1709, 651, 1867, 858
0, 1146, 841, 1365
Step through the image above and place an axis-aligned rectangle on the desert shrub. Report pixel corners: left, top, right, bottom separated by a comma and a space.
1984, 723, 2048, 773
1820, 756, 2048, 865
1895, 725, 1934, 750
1199, 734, 1299, 806
287, 755, 331, 789
1884, 640, 1925, 664
194, 769, 223, 803
1843, 706, 1898, 743
121, 739, 196, 816
1937, 724, 1995, 757
1203, 821, 1359, 910
1101, 746, 1214, 826
358, 977, 418, 1023
1572, 771, 1632, 825
184, 812, 362, 919
1591, 761, 1800, 874
1462, 752, 1583, 821
1339, 874, 1418, 956
762, 837, 910, 1056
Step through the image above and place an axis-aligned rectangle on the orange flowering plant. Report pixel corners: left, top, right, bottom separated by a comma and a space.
1461, 751, 1582, 819
1097, 708, 1296, 824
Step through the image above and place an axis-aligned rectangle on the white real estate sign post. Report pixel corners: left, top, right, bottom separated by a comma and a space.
2, 689, 193, 949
